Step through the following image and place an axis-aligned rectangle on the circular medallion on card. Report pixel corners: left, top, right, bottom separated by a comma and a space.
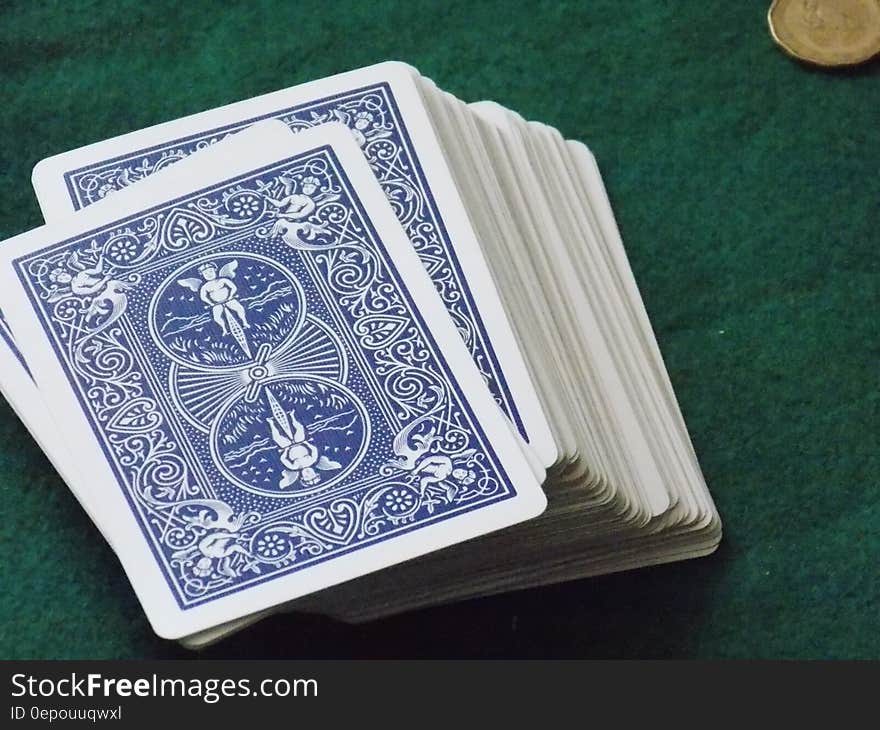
768, 0, 880, 67
210, 375, 370, 498
149, 253, 306, 370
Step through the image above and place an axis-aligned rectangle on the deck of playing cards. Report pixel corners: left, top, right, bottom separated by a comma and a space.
0, 62, 720, 646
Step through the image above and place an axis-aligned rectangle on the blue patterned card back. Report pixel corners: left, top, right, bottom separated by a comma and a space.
13, 143, 521, 610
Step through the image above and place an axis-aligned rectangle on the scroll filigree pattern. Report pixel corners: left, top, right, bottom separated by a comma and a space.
18, 148, 514, 606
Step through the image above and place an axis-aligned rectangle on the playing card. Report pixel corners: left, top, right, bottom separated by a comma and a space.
0, 121, 546, 638
30, 61, 556, 469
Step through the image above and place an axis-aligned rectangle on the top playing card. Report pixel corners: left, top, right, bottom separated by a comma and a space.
1, 123, 545, 637
32, 62, 555, 468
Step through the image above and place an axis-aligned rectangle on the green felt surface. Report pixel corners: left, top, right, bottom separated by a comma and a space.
0, 0, 877, 659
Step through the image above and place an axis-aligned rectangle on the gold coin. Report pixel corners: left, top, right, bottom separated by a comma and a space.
768, 0, 880, 67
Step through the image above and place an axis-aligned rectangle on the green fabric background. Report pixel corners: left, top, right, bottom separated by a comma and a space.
0, 0, 876, 659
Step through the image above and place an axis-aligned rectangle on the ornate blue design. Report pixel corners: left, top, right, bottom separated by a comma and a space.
16, 146, 516, 607
59, 83, 527, 442
211, 375, 369, 498
151, 253, 307, 369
